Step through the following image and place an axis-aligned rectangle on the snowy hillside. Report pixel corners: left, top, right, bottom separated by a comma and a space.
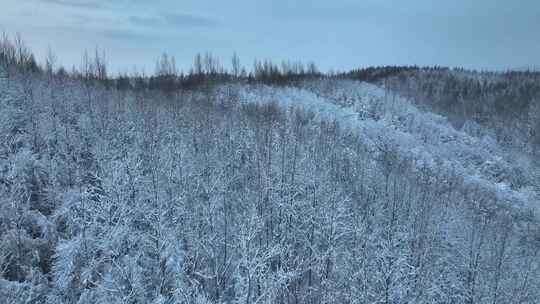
233, 80, 537, 212
1, 63, 540, 304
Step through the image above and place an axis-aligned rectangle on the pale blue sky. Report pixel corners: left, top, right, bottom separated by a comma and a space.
2, 0, 539, 74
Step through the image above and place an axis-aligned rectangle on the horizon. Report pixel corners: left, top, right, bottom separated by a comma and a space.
3, 32, 539, 78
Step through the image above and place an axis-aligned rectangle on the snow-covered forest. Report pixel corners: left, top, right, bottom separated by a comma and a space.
1, 34, 540, 304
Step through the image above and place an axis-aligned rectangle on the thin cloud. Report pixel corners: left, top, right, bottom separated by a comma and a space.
163, 13, 217, 28
41, 0, 104, 9
102, 28, 156, 41
128, 16, 162, 27
128, 13, 217, 29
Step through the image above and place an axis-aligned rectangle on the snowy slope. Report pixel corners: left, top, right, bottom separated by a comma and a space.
229, 80, 537, 213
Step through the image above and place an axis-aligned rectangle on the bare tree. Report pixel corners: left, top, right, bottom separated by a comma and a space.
232, 52, 241, 78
